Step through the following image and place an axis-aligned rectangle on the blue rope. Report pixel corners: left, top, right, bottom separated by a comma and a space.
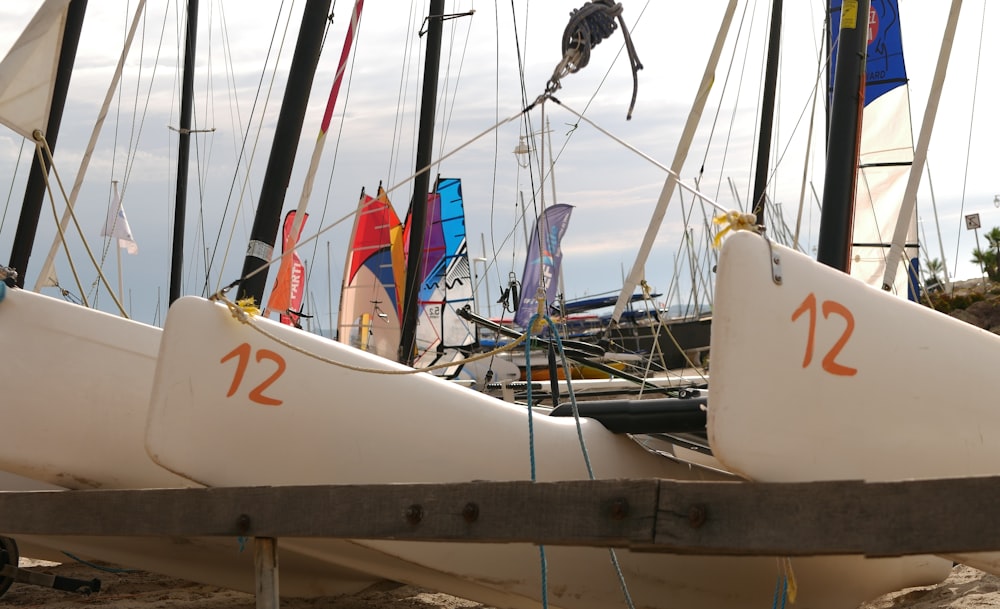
525, 313, 635, 609
542, 314, 593, 478
523, 314, 547, 609
60, 551, 140, 574
524, 321, 538, 482
544, 313, 637, 609
772, 575, 787, 609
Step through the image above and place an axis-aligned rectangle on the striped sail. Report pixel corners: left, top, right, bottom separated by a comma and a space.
337, 187, 404, 359
409, 178, 475, 372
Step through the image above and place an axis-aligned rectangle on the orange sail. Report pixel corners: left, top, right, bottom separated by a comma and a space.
266, 210, 308, 326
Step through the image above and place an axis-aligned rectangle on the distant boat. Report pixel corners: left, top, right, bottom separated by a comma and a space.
551, 294, 712, 371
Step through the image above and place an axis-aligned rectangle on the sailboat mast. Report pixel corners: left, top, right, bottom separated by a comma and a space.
6, 0, 88, 288
750, 0, 783, 227
236, 0, 332, 306
398, 0, 445, 366
817, 0, 870, 271
170, 0, 198, 305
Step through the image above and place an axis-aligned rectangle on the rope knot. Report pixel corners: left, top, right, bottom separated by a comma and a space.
222, 296, 260, 324
530, 287, 547, 334
712, 210, 758, 248
565, 0, 622, 71
547, 0, 641, 119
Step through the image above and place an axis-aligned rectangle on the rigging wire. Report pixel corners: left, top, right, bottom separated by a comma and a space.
202, 0, 294, 296
188, 0, 221, 297
305, 0, 367, 306
385, 0, 420, 190
89, 0, 169, 309
0, 140, 26, 236
435, 4, 474, 158
950, 0, 987, 281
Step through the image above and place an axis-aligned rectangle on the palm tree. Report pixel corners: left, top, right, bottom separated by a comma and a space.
924, 257, 944, 290
971, 245, 1000, 281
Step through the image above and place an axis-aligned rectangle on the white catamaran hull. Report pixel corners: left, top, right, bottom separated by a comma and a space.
0, 288, 394, 596
142, 295, 950, 609
708, 230, 1000, 574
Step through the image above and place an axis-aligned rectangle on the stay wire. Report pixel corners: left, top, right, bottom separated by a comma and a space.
205, 0, 292, 297
950, 1, 987, 280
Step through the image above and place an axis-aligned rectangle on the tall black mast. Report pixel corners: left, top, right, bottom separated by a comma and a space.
237, 0, 332, 305
6, 0, 88, 288
750, 0, 782, 228
817, 0, 870, 271
169, 0, 198, 304
398, 0, 444, 366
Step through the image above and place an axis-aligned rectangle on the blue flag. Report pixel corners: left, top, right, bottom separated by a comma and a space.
515, 204, 573, 329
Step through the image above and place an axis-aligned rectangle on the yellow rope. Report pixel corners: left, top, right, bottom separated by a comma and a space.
213, 292, 529, 376
781, 557, 798, 603
712, 210, 758, 248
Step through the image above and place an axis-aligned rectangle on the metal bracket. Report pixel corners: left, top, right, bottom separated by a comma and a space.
764, 235, 782, 285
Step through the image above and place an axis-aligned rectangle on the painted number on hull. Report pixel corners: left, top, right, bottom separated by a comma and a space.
791, 292, 858, 377
220, 342, 286, 406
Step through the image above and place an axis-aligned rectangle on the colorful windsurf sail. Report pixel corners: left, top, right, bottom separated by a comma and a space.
337, 187, 404, 359
409, 177, 476, 371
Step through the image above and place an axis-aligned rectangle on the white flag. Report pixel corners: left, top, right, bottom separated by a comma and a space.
102, 183, 138, 255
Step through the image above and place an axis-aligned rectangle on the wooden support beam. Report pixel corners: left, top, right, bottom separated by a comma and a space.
1, 478, 999, 557
254, 537, 279, 609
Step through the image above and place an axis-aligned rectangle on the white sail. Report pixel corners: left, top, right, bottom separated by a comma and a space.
0, 0, 71, 139
850, 84, 918, 296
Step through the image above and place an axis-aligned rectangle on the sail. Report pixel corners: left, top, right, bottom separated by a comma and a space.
266, 210, 308, 327
829, 0, 918, 299
410, 177, 475, 371
514, 204, 573, 329
0, 0, 71, 139
337, 187, 404, 358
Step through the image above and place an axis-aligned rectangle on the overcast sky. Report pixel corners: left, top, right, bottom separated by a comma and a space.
0, 1, 996, 328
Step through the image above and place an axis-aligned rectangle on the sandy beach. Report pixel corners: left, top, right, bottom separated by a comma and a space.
3, 558, 1000, 608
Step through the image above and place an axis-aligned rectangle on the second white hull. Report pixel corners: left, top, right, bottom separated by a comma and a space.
140, 295, 950, 609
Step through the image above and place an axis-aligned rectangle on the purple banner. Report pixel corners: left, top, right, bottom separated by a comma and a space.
515, 204, 573, 328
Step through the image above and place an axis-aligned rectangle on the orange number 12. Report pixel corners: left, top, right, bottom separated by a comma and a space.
791, 292, 858, 377
220, 342, 286, 406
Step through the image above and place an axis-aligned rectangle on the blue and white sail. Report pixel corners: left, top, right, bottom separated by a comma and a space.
411, 177, 476, 372
829, 0, 919, 299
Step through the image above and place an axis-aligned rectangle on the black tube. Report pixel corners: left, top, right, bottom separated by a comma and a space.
399, 0, 445, 365
750, 0, 782, 227
549, 397, 708, 434
817, 0, 870, 271
169, 0, 198, 304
